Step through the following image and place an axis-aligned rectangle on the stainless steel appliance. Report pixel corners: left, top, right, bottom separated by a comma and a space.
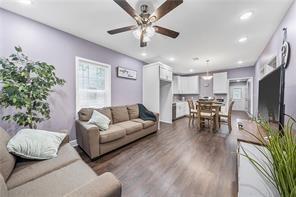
172, 103, 176, 120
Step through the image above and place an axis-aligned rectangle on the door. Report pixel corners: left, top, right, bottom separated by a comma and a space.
230, 85, 246, 111
247, 80, 251, 114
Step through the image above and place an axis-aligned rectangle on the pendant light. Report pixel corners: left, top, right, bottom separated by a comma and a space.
202, 60, 213, 80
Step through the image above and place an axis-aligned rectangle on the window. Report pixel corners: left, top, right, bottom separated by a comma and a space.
76, 57, 111, 112
232, 88, 242, 100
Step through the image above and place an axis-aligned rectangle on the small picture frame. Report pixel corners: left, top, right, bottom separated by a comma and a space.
117, 67, 137, 80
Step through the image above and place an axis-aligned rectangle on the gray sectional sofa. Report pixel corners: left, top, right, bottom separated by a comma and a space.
0, 127, 122, 197
76, 104, 159, 159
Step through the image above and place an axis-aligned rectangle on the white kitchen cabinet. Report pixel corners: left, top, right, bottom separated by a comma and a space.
159, 65, 172, 82
173, 76, 181, 94
213, 72, 228, 94
177, 76, 199, 94
176, 102, 189, 118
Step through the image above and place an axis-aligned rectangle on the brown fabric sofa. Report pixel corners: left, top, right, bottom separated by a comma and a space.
76, 104, 159, 159
0, 127, 122, 197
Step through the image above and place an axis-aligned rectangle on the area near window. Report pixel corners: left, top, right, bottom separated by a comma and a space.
75, 57, 111, 112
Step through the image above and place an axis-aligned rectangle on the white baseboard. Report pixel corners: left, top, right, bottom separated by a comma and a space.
69, 139, 78, 147
160, 120, 172, 124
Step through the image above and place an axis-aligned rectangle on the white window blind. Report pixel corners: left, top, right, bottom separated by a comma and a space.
76, 57, 111, 112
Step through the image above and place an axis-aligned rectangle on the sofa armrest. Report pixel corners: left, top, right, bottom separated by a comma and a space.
60, 129, 70, 145
75, 120, 100, 159
154, 112, 160, 123
64, 172, 121, 197
0, 174, 8, 197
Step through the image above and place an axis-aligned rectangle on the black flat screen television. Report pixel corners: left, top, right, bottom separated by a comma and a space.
258, 65, 285, 129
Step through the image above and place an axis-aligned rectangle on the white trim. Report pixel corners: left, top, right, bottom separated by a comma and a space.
160, 120, 173, 124
75, 56, 112, 113
227, 77, 254, 115
69, 139, 78, 147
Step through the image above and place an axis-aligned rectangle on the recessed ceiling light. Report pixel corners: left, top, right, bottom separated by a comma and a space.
238, 37, 248, 43
240, 11, 253, 20
169, 57, 175, 61
238, 60, 243, 64
19, 0, 32, 5
192, 57, 199, 62
141, 52, 147, 57
189, 69, 194, 73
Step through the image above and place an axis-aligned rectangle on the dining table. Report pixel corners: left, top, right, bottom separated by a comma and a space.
195, 100, 224, 131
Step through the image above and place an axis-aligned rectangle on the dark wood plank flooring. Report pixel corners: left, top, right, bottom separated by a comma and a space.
77, 111, 250, 197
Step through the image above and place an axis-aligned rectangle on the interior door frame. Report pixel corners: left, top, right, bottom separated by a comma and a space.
227, 77, 254, 116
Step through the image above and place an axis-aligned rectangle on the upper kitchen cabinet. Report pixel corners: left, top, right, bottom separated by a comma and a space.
213, 72, 228, 94
174, 75, 199, 94
173, 76, 181, 94
159, 64, 173, 82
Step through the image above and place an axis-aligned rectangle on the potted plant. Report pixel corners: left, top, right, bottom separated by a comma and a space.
241, 116, 296, 197
0, 46, 65, 129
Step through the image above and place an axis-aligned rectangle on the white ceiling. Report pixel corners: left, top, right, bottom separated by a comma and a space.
0, 0, 294, 74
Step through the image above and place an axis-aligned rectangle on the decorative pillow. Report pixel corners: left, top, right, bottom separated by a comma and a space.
7, 129, 66, 160
88, 110, 111, 131
95, 108, 113, 124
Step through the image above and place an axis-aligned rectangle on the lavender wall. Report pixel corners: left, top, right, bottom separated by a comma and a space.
254, 1, 296, 118
0, 9, 145, 139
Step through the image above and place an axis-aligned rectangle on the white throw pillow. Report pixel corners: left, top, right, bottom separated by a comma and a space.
88, 110, 111, 131
7, 129, 66, 160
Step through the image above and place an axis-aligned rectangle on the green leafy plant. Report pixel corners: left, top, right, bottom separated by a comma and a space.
241, 117, 296, 197
0, 46, 65, 129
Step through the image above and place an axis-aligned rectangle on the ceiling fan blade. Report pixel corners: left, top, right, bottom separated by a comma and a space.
113, 0, 141, 23
149, 0, 183, 22
107, 25, 137, 34
154, 26, 179, 38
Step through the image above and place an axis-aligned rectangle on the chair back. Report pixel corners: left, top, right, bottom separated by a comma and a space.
228, 101, 235, 118
187, 99, 195, 111
197, 101, 213, 114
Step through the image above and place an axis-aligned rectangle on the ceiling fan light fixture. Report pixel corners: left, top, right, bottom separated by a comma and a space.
146, 26, 155, 37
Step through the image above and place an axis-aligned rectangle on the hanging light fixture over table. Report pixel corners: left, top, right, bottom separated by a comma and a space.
202, 60, 213, 80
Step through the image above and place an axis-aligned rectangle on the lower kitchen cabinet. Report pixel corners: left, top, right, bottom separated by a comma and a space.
175, 102, 189, 118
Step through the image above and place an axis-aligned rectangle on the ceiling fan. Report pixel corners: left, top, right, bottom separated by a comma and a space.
107, 0, 183, 47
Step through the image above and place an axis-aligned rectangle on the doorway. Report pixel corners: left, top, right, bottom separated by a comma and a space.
230, 81, 247, 111
227, 77, 253, 116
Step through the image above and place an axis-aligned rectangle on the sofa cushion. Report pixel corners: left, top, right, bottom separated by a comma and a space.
8, 160, 96, 197
7, 143, 81, 189
0, 127, 16, 181
131, 119, 156, 129
95, 108, 113, 124
78, 108, 113, 123
111, 106, 130, 123
78, 108, 93, 121
99, 125, 126, 144
127, 104, 139, 119
115, 121, 143, 135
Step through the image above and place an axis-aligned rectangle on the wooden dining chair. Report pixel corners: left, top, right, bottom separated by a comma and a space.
219, 101, 235, 132
196, 101, 216, 132
187, 99, 197, 126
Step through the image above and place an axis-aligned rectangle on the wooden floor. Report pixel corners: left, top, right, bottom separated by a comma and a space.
77, 111, 250, 197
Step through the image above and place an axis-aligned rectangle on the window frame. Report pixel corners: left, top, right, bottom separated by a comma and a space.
75, 56, 111, 113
